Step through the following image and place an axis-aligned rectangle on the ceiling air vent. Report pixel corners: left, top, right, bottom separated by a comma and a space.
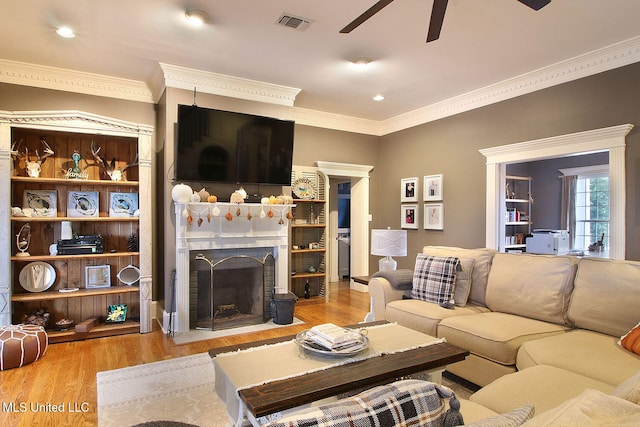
276, 13, 313, 31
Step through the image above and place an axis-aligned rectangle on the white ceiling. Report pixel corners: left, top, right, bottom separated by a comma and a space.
1, 0, 640, 127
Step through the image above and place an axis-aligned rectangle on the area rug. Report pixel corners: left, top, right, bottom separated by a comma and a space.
171, 317, 304, 345
96, 349, 474, 427
97, 353, 232, 427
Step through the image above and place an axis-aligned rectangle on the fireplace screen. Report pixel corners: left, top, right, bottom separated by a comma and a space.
189, 249, 275, 331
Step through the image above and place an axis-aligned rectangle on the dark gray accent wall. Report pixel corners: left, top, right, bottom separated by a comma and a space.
509, 153, 609, 231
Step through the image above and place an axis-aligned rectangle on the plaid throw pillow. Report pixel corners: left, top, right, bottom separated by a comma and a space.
411, 254, 460, 305
263, 380, 459, 427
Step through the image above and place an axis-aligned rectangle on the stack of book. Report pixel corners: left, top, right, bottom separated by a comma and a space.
306, 323, 365, 353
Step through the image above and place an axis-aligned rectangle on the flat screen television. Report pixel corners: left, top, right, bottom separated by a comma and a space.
175, 104, 295, 185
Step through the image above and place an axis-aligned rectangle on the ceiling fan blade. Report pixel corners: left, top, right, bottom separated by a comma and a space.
426, 0, 448, 42
517, 0, 551, 11
340, 0, 395, 33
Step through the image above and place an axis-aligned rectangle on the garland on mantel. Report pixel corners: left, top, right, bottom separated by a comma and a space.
179, 202, 295, 227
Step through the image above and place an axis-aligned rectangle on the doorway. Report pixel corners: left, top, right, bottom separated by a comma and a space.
480, 124, 632, 260
337, 181, 351, 279
316, 161, 374, 289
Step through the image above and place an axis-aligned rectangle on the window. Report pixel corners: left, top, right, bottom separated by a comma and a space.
574, 174, 609, 249
560, 164, 610, 251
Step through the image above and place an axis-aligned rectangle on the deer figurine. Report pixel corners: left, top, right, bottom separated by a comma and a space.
91, 141, 139, 181
11, 138, 55, 178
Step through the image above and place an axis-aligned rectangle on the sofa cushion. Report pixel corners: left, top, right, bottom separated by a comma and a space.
422, 246, 496, 306
437, 312, 569, 366
452, 257, 474, 306
263, 379, 459, 427
520, 389, 640, 427
470, 365, 615, 416
612, 370, 640, 405
568, 257, 640, 337
458, 399, 500, 424
386, 299, 490, 337
485, 253, 576, 326
467, 404, 534, 427
411, 254, 459, 306
619, 321, 640, 356
517, 329, 640, 387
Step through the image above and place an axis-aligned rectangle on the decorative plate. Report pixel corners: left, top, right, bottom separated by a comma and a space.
292, 177, 316, 200
295, 330, 369, 357
109, 192, 139, 217
19, 262, 56, 292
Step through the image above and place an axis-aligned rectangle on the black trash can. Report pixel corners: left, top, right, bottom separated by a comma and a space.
270, 291, 298, 325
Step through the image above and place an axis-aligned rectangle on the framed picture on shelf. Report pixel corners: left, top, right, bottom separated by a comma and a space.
68, 191, 99, 217
106, 304, 127, 323
423, 174, 443, 201
401, 177, 418, 202
109, 192, 139, 217
424, 203, 444, 230
85, 265, 111, 288
22, 190, 57, 217
401, 204, 418, 229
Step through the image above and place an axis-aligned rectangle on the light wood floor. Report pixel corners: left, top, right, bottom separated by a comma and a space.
0, 280, 370, 427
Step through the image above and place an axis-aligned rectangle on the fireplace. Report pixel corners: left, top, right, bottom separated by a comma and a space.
167, 201, 293, 334
190, 249, 275, 330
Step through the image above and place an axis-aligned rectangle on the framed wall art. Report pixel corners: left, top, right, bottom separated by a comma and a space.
85, 265, 111, 288
109, 192, 139, 217
22, 190, 57, 217
68, 191, 99, 217
106, 304, 127, 323
424, 203, 444, 230
424, 174, 443, 201
401, 177, 418, 202
401, 204, 418, 229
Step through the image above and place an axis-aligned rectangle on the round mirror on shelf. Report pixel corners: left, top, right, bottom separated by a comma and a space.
117, 264, 140, 285
19, 262, 56, 292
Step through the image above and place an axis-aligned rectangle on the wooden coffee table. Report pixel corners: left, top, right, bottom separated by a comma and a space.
209, 321, 468, 425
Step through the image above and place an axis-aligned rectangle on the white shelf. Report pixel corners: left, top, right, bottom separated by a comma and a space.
503, 175, 532, 253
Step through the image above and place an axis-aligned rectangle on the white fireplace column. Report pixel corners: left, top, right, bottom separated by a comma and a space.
166, 202, 294, 334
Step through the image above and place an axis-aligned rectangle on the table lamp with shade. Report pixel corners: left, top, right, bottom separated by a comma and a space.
371, 228, 407, 271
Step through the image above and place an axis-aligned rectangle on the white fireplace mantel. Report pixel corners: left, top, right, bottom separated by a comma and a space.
166, 202, 295, 333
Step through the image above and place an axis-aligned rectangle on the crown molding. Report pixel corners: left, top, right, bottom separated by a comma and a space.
380, 35, 640, 135
1, 35, 639, 136
291, 107, 383, 136
0, 59, 154, 103
156, 63, 301, 107
315, 161, 374, 178
0, 109, 154, 137
479, 123, 633, 164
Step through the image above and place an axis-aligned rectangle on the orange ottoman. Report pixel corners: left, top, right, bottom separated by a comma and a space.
0, 324, 48, 370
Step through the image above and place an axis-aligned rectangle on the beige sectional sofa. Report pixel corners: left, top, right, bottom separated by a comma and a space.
369, 246, 640, 423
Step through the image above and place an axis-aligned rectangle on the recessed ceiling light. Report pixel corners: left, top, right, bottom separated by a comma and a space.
352, 57, 372, 71
373, 94, 385, 101
56, 26, 76, 38
185, 10, 209, 26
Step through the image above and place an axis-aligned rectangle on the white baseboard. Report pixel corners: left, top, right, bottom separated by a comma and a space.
350, 280, 369, 293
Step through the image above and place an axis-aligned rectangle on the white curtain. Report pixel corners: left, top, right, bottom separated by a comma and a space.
560, 175, 577, 249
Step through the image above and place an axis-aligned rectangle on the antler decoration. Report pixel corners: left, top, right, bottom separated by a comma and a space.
91, 141, 138, 181
11, 138, 55, 178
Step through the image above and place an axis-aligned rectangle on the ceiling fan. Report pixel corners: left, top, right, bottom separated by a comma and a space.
340, 0, 551, 43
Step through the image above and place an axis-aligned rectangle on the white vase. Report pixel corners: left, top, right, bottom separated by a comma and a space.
171, 183, 193, 203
